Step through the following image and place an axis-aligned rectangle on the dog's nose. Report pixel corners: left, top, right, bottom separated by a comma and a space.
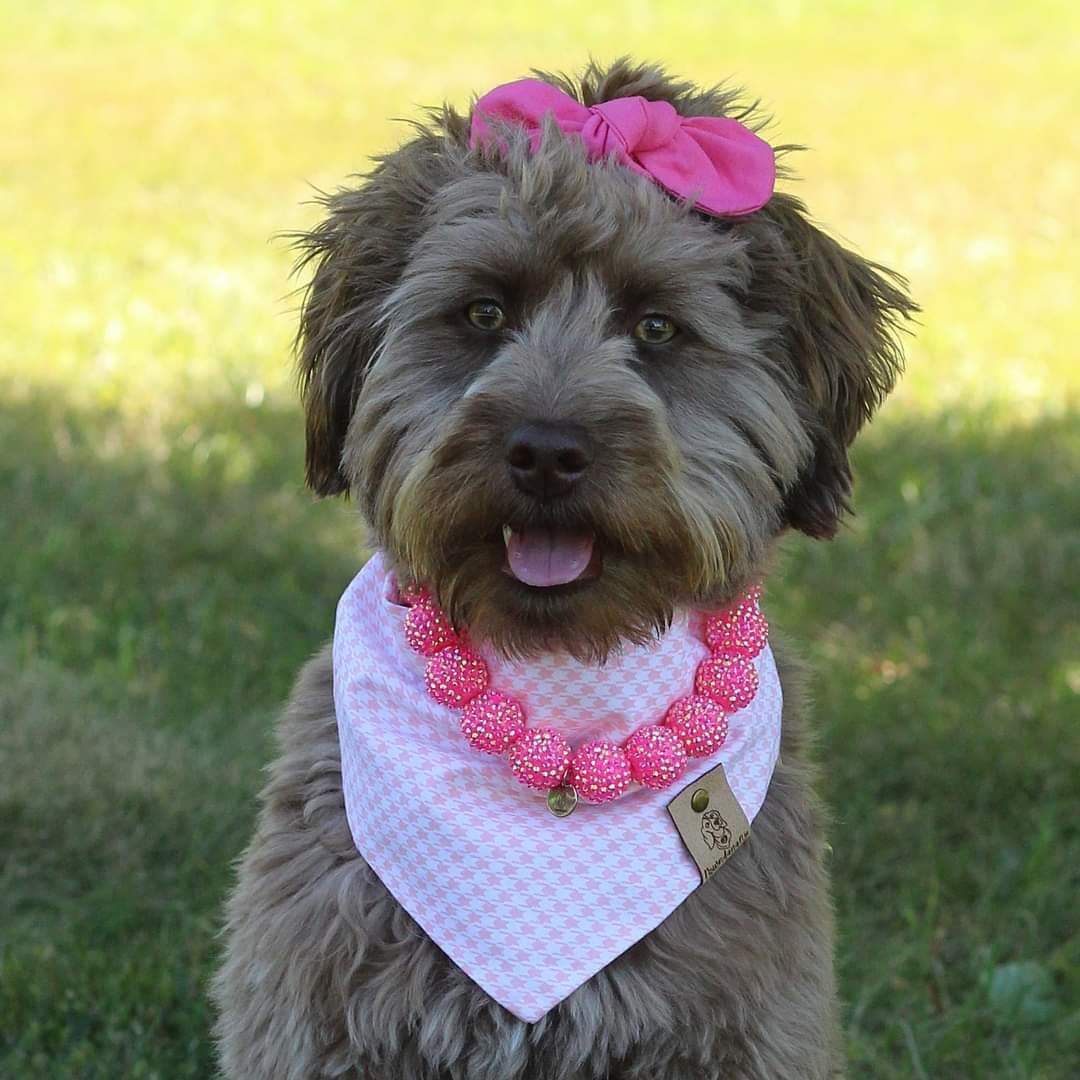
506, 421, 592, 499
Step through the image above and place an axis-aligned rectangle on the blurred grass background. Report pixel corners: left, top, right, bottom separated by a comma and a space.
1, 1, 1078, 1076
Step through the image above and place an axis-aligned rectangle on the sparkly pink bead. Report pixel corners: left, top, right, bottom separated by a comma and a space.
705, 604, 769, 659
508, 728, 572, 791
404, 596, 459, 656
424, 645, 489, 708
459, 691, 526, 755
397, 580, 428, 607
569, 741, 633, 804
624, 725, 688, 790
695, 654, 759, 712
663, 694, 729, 757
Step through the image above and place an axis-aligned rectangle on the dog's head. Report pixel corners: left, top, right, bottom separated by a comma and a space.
296, 60, 915, 661
700, 809, 732, 850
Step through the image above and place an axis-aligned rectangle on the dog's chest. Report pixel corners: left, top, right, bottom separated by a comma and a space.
332, 553, 783, 1022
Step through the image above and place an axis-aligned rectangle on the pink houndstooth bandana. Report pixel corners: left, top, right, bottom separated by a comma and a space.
333, 552, 782, 1022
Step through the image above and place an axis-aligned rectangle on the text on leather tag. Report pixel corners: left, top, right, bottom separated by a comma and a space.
667, 761, 751, 884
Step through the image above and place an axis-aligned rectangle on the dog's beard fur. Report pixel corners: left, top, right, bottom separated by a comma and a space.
295, 60, 915, 662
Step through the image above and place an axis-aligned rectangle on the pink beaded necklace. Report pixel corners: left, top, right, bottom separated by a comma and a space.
399, 582, 768, 816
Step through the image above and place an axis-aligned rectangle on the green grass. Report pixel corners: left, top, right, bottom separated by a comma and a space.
1, 2, 1078, 1076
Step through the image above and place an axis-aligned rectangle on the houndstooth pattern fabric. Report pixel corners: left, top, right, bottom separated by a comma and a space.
333, 552, 782, 1022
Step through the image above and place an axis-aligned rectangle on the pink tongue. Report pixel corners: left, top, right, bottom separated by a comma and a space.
506, 528, 595, 587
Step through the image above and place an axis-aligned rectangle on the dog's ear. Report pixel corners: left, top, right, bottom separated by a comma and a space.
294, 122, 461, 495
744, 192, 917, 538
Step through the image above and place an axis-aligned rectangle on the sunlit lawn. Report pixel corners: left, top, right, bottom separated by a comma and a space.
2, 2, 1078, 1076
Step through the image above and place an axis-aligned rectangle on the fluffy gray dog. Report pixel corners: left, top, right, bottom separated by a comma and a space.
213, 59, 914, 1079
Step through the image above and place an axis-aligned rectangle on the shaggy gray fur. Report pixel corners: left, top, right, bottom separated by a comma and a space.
213, 58, 914, 1077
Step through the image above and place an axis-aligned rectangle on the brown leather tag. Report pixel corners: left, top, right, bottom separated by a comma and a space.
667, 762, 751, 884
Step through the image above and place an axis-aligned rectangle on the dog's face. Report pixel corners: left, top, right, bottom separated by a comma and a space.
297, 62, 914, 661
700, 810, 733, 850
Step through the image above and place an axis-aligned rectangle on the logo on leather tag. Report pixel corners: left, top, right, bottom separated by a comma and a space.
667, 761, 750, 884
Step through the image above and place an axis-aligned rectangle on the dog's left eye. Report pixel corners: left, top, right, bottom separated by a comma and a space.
465, 299, 506, 332
633, 314, 678, 345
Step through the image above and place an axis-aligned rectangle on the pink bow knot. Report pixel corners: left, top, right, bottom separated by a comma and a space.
469, 79, 775, 218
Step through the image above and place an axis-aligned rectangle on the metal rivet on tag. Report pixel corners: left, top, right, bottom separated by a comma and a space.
547, 784, 578, 818
690, 788, 710, 812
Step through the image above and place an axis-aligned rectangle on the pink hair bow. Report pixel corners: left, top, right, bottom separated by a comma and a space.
469, 78, 775, 218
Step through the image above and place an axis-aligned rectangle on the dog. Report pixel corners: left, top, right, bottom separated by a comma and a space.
212, 59, 915, 1079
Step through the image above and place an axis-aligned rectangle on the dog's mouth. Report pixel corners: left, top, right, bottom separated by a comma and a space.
501, 524, 602, 588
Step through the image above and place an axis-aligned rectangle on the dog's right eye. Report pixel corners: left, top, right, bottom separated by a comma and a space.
633, 314, 678, 345
465, 299, 506, 332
